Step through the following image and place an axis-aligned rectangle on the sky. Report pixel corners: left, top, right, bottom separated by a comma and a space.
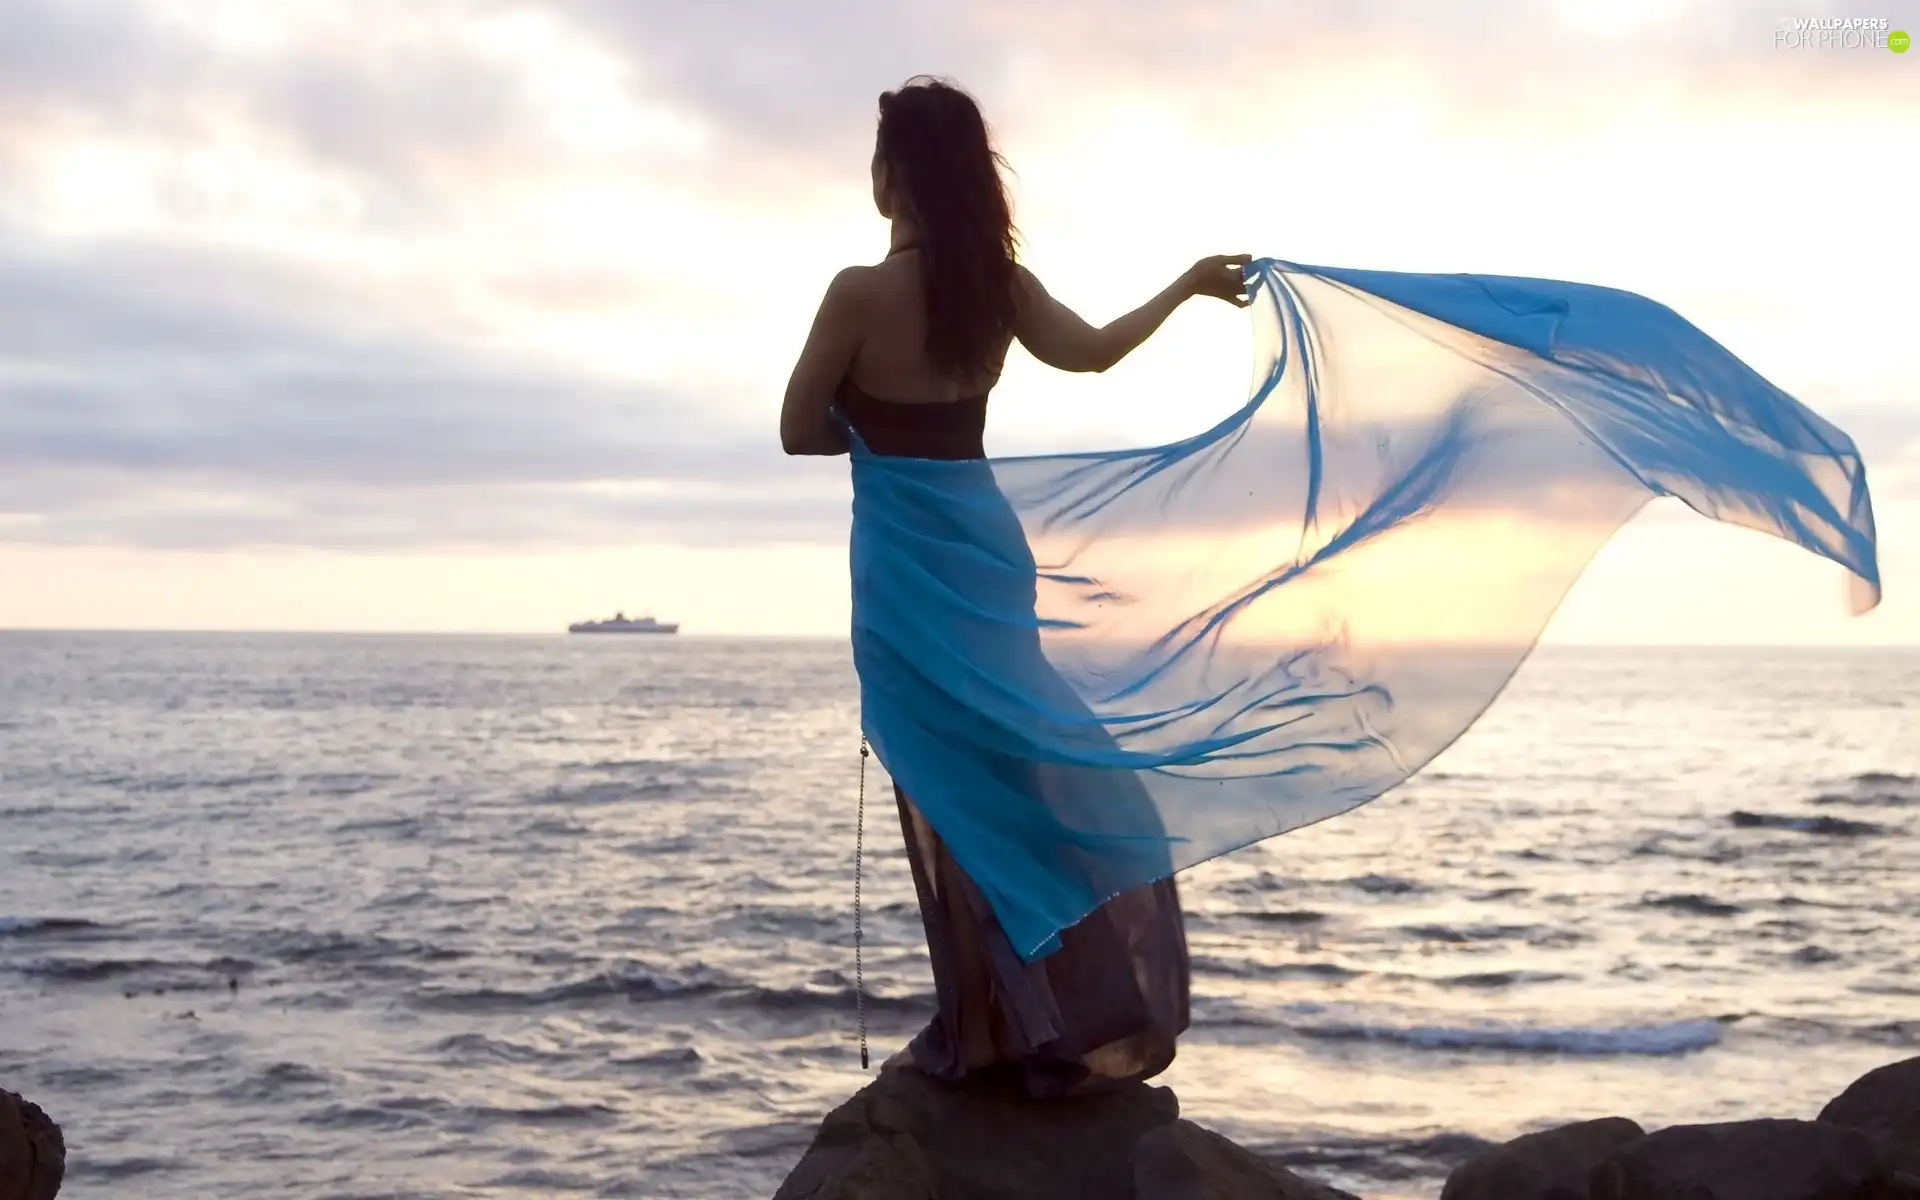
1, 0, 1915, 641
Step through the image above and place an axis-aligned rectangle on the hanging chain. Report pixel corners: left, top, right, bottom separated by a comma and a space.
855, 736, 870, 1070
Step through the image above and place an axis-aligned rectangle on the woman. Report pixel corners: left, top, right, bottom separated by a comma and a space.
778, 75, 1251, 1097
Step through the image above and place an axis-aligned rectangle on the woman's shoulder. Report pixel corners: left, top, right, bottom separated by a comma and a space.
829, 257, 909, 300
848, 254, 926, 309
826, 261, 881, 293
831, 252, 1031, 319
812, 263, 886, 332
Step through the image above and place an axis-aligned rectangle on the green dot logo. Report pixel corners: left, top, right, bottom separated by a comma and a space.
1891, 29, 1912, 52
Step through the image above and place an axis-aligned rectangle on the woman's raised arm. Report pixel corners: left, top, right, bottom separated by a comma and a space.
1013, 254, 1251, 375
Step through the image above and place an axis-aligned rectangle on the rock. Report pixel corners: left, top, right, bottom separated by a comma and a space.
1587, 1118, 1918, 1200
780, 1128, 936, 1200
1133, 1120, 1361, 1200
1441, 1116, 1646, 1200
773, 1067, 1354, 1200
775, 1065, 1177, 1200
1822, 1057, 1920, 1174
0, 1098, 22, 1200
774, 1093, 939, 1200
0, 1089, 64, 1200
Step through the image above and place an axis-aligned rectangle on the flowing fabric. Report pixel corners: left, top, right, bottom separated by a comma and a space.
848, 257, 1881, 964
840, 376, 1191, 1096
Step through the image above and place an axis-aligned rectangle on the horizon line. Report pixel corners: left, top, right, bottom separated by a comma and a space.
0, 626, 1912, 651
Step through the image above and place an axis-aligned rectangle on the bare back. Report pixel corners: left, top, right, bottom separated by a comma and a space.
844, 249, 1013, 404
780, 243, 1229, 457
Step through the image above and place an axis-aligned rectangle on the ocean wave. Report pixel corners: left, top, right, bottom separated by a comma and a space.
1630, 836, 1746, 865
617, 833, 701, 857
580, 757, 677, 774
301, 1099, 450, 1132
332, 814, 423, 837
708, 907, 847, 940
1730, 811, 1884, 837
460, 1101, 619, 1127
299, 771, 393, 796
0, 916, 106, 937
407, 961, 933, 1018
66, 1156, 179, 1181
1752, 1012, 1920, 1045
534, 778, 694, 806
214, 1062, 338, 1104
247, 929, 467, 967
1850, 980, 1920, 997
1349, 874, 1425, 895
520, 816, 589, 837
1812, 793, 1915, 809
1776, 894, 1849, 909
1639, 893, 1744, 918
1434, 970, 1574, 989
10, 955, 210, 983
479, 1169, 604, 1191
1468, 887, 1530, 902
1217, 871, 1296, 895
1397, 922, 1557, 944
413, 966, 729, 1012
1813, 780, 1916, 808
1292, 1016, 1723, 1056
125, 771, 283, 794
28, 1067, 122, 1099
1259, 1130, 1497, 1182
616, 1046, 704, 1070
1235, 909, 1329, 926
1788, 945, 1841, 965
717, 984, 934, 1014
1192, 956, 1366, 983
697, 1119, 827, 1160
430, 1032, 578, 1066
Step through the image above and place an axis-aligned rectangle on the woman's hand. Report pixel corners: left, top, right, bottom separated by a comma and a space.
1184, 254, 1254, 307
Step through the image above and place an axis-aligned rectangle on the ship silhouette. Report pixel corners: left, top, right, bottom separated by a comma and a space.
567, 611, 679, 635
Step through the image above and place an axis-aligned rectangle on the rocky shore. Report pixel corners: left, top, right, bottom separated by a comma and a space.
774, 1056, 1920, 1199
0, 1089, 63, 1200
6, 1056, 1916, 1198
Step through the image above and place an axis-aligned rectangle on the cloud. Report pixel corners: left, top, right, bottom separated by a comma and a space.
14, 0, 1908, 216
3, 211, 1913, 554
1, 0, 1913, 560
0, 0, 619, 224
0, 226, 847, 549
548, 1, 1002, 171
0, 0, 186, 118
551, 0, 1920, 178
0, 469, 850, 552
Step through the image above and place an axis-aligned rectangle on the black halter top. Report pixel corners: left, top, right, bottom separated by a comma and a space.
835, 241, 990, 461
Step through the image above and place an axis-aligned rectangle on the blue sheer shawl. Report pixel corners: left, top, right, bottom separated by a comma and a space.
847, 257, 1881, 963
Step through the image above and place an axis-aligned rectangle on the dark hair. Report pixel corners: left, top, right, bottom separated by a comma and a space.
876, 76, 1020, 383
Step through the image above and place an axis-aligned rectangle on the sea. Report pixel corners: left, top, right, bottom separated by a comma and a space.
1, 633, 1915, 1199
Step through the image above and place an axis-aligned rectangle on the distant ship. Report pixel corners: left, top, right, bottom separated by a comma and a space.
567, 611, 679, 635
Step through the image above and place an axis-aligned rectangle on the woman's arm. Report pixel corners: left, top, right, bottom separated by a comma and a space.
1014, 254, 1251, 374
779, 267, 870, 456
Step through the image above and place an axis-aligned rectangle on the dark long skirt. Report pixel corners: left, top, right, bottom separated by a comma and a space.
892, 787, 1191, 1098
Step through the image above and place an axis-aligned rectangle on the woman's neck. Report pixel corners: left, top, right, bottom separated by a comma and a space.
887, 218, 919, 257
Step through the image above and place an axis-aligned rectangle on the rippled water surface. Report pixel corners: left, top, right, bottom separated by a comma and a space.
2, 634, 1915, 1197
